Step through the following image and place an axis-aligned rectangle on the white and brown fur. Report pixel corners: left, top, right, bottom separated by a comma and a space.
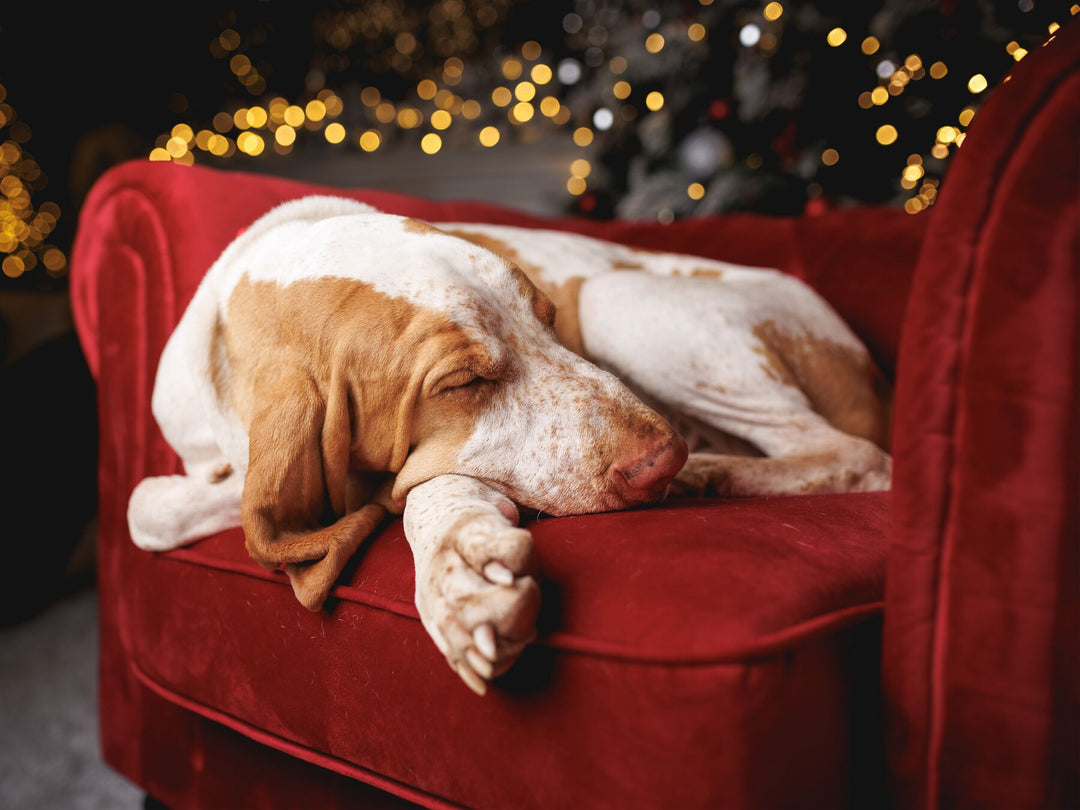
129, 196, 890, 695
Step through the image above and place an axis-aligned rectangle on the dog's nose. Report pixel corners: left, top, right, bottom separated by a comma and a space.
609, 433, 689, 503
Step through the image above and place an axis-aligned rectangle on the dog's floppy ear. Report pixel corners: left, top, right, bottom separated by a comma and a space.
241, 362, 384, 610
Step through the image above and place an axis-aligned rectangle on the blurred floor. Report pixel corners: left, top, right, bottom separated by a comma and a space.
0, 585, 142, 810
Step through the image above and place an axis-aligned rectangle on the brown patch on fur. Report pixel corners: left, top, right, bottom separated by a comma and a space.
443, 228, 588, 357
611, 260, 644, 271
752, 320, 891, 450
223, 275, 488, 610
402, 218, 441, 234
690, 267, 724, 279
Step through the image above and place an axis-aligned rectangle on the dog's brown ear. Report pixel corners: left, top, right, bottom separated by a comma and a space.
241, 363, 383, 611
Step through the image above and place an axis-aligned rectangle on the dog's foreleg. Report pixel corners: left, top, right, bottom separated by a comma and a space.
403, 474, 539, 695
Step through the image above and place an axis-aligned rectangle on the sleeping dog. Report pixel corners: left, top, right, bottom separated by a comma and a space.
129, 196, 890, 694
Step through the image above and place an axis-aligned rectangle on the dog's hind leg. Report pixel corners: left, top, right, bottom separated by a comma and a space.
579, 271, 891, 496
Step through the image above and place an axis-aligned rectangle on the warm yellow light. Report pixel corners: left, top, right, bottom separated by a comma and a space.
417, 79, 438, 100
243, 131, 266, 155
375, 102, 396, 123
570, 158, 591, 178
646, 33, 665, 53
876, 124, 898, 145
573, 126, 594, 147
861, 36, 879, 54
1048, 21, 1060, 33
361, 87, 381, 107
540, 96, 561, 117
937, 126, 963, 143
687, 182, 705, 200
1013, 47, 1028, 61
857, 91, 873, 109
515, 81, 536, 102
230, 54, 251, 76
511, 101, 535, 122
567, 176, 587, 195
967, 73, 988, 93
358, 130, 381, 152
2, 255, 24, 278
171, 123, 194, 143
42, 248, 66, 273
491, 87, 512, 107
688, 23, 706, 41
902, 165, 924, 182
397, 107, 422, 128
247, 107, 268, 128
166, 136, 188, 158
764, 2, 783, 21
208, 135, 230, 156
871, 87, 889, 105
461, 99, 482, 119
233, 109, 250, 130
646, 91, 664, 111
421, 133, 442, 154
324, 123, 345, 144
958, 108, 975, 126
931, 143, 949, 159
275, 126, 296, 146
502, 58, 523, 80
827, 28, 847, 47
304, 100, 326, 123
430, 110, 452, 130
821, 148, 839, 166
904, 198, 924, 214
444, 56, 464, 78
522, 41, 542, 61
283, 105, 305, 127
609, 56, 628, 74
929, 61, 948, 79
149, 147, 171, 161
531, 64, 552, 84
613, 80, 631, 100
479, 126, 500, 147
904, 54, 922, 71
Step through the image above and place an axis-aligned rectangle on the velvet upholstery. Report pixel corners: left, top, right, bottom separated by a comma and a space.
72, 162, 922, 809
69, 23, 1075, 807
883, 20, 1079, 810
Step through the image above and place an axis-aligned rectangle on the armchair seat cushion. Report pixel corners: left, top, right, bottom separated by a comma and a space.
123, 493, 887, 809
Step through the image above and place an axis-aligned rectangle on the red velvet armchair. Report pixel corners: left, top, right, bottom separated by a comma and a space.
71, 22, 1076, 810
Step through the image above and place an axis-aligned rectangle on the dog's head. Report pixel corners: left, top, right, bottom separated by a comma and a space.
227, 200, 687, 518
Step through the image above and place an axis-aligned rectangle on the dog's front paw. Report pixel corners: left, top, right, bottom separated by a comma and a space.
415, 518, 539, 695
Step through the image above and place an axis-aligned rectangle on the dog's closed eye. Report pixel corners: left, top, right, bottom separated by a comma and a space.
434, 369, 493, 396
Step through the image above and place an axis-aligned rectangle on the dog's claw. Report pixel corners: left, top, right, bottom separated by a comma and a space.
465, 648, 494, 679
455, 661, 488, 696
483, 561, 514, 585
473, 624, 497, 661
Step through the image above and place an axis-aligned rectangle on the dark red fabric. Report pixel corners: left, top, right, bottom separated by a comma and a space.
884, 20, 1080, 810
72, 161, 926, 807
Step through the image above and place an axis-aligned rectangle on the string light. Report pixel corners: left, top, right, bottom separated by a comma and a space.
0, 83, 66, 280
141, 0, 1063, 218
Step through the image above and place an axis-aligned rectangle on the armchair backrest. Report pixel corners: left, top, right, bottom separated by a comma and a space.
885, 20, 1079, 810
